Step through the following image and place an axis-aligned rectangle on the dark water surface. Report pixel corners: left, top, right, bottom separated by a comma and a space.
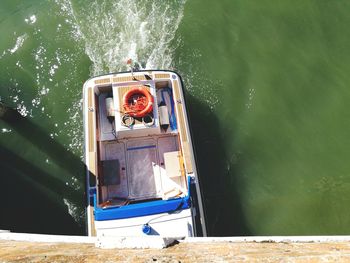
1, 0, 350, 236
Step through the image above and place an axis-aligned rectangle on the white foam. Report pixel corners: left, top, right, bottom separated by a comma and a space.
63, 198, 83, 224
25, 15, 37, 25
1, 128, 12, 134
8, 34, 28, 54
16, 102, 29, 117
65, 98, 83, 156
55, 0, 187, 75
54, 0, 83, 41
246, 88, 256, 110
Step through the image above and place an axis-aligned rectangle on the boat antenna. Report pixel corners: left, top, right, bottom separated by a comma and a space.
127, 59, 136, 80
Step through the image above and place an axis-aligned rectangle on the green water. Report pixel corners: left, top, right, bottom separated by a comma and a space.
1, 0, 350, 236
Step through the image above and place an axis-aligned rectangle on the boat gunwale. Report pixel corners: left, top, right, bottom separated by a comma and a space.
82, 69, 183, 86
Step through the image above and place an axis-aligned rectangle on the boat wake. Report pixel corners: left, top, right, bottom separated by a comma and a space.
56, 0, 186, 75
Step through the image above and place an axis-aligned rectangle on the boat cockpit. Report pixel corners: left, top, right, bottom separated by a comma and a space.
87, 74, 190, 210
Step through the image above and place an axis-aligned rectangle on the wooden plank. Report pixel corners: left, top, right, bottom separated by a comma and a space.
94, 78, 111, 85
182, 142, 193, 174
89, 152, 97, 176
87, 88, 95, 152
173, 80, 193, 173
112, 75, 146, 83
89, 206, 96, 236
87, 88, 97, 236
154, 73, 170, 79
173, 81, 187, 142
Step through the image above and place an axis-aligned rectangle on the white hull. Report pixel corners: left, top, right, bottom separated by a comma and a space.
95, 209, 193, 237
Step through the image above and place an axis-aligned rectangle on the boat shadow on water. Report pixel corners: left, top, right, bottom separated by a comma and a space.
186, 93, 251, 236
0, 104, 85, 235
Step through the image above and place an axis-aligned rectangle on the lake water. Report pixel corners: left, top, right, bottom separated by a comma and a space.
1, 0, 350, 236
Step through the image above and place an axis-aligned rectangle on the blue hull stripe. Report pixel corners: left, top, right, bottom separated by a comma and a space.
94, 195, 191, 221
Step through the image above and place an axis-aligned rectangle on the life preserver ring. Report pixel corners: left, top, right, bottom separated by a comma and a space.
122, 87, 153, 118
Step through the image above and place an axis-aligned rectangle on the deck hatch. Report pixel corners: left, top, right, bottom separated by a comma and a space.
127, 142, 158, 199
101, 159, 121, 185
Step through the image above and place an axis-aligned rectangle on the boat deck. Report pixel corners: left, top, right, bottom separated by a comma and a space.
98, 134, 187, 205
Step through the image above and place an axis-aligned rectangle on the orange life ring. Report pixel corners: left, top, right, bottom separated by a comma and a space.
122, 87, 154, 118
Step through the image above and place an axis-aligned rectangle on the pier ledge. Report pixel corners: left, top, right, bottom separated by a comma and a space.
1, 232, 350, 262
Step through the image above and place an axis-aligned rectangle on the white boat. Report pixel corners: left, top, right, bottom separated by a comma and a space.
83, 69, 207, 237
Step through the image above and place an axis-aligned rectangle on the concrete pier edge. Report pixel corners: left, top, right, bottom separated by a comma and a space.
0, 231, 96, 244
183, 235, 350, 243
2, 231, 350, 262
2, 230, 350, 248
